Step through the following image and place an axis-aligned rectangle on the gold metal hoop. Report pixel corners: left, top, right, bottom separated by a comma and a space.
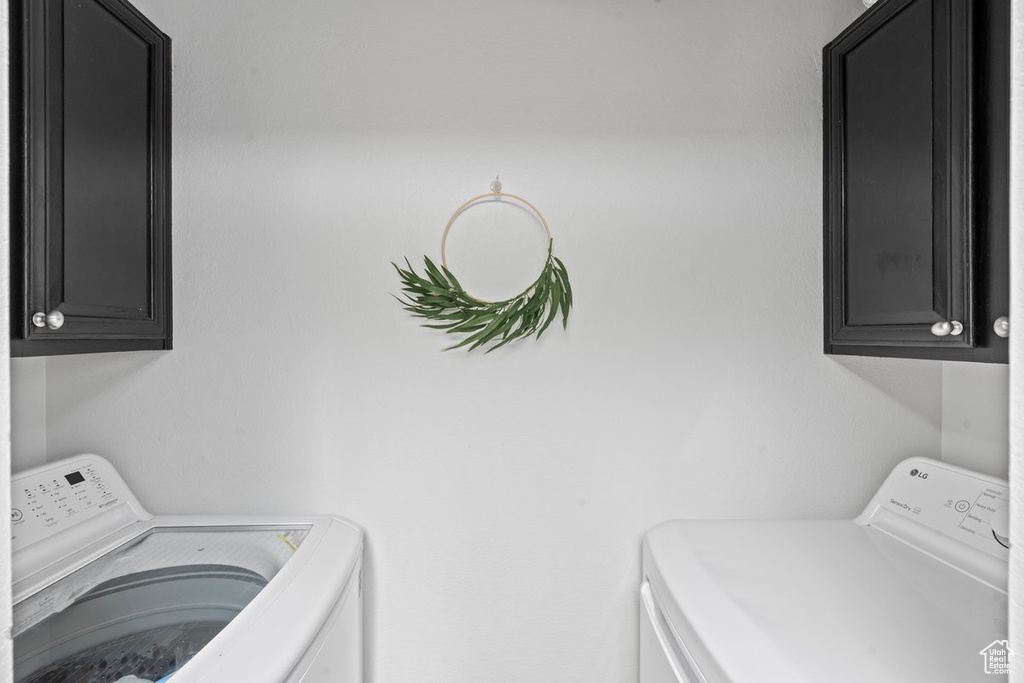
440, 192, 553, 270
439, 190, 553, 304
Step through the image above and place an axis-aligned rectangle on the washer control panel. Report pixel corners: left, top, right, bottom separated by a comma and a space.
11, 456, 127, 552
857, 457, 1009, 559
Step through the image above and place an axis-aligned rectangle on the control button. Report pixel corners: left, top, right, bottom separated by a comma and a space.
955, 500, 971, 513
10, 509, 22, 522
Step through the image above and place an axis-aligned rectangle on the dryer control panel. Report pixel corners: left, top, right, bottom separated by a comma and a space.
855, 457, 1009, 560
11, 455, 138, 552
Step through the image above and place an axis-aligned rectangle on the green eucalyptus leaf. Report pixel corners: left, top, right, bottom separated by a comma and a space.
554, 258, 572, 307
537, 279, 562, 339
394, 250, 573, 352
441, 265, 465, 293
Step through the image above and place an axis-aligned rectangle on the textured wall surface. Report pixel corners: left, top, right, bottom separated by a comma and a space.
23, 1, 955, 681
11, 358, 46, 472
941, 363, 1009, 478
1008, 0, 1023, 675
1, 2, 13, 678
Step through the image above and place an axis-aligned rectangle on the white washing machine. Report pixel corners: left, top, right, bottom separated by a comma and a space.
640, 457, 1009, 682
11, 454, 363, 683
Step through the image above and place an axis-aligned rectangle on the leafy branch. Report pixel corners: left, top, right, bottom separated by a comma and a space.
392, 240, 572, 352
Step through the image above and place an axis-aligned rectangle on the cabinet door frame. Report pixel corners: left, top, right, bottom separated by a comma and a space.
11, 0, 172, 356
823, 0, 974, 358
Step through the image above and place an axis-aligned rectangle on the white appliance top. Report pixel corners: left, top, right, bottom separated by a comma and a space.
11, 454, 363, 683
11, 453, 152, 582
642, 457, 1009, 683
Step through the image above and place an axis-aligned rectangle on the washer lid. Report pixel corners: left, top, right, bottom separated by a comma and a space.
14, 525, 311, 638
643, 520, 1008, 683
14, 564, 269, 683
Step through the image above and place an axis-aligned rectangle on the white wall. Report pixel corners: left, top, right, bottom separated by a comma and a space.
24, 1, 951, 681
10, 359, 46, 472
1008, 0, 1023, 674
941, 363, 1009, 478
1, 0, 14, 677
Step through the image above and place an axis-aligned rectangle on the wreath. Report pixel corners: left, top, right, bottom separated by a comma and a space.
393, 179, 572, 352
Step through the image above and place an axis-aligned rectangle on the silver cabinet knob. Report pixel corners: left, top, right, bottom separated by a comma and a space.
993, 316, 1010, 339
32, 310, 64, 330
930, 320, 963, 337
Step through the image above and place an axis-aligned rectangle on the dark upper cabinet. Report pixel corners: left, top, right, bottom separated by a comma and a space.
10, 0, 171, 357
823, 0, 1008, 362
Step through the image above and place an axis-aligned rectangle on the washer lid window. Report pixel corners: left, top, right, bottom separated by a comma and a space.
14, 525, 310, 683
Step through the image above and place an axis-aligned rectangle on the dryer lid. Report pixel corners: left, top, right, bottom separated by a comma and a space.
643, 520, 1008, 683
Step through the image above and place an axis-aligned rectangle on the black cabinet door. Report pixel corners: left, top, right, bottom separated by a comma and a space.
11, 0, 171, 357
970, 0, 1011, 364
823, 0, 1008, 362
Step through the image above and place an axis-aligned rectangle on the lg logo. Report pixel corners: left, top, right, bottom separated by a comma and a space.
909, 468, 928, 479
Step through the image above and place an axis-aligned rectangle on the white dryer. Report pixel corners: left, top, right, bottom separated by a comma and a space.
640, 457, 1009, 682
11, 454, 363, 683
